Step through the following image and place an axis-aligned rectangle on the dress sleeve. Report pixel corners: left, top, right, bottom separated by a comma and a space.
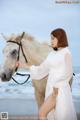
65, 52, 73, 82
30, 55, 49, 80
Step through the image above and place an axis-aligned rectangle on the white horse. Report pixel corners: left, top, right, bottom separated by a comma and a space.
0, 32, 52, 108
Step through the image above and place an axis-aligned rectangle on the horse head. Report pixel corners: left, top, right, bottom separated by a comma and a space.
0, 32, 51, 82
0, 32, 26, 81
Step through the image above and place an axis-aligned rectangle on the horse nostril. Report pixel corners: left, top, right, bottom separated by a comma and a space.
0, 69, 13, 82
1, 73, 7, 81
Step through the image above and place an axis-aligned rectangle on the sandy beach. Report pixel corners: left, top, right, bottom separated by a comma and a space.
8, 115, 38, 120
0, 97, 38, 120
0, 97, 80, 120
0, 75, 80, 120
8, 114, 80, 120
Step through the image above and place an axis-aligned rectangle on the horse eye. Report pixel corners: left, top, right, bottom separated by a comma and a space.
10, 49, 18, 56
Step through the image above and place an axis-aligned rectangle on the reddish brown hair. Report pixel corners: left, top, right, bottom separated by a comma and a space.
51, 28, 68, 48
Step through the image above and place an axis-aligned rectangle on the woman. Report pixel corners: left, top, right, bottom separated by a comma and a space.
16, 28, 77, 120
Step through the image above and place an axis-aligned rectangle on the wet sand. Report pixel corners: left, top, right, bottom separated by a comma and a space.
0, 98, 80, 120
8, 114, 80, 120
8, 115, 38, 120
0, 98, 38, 115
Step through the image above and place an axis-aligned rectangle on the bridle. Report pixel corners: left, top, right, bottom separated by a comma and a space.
7, 32, 30, 85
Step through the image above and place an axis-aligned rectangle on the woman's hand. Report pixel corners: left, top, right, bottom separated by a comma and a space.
16, 61, 30, 69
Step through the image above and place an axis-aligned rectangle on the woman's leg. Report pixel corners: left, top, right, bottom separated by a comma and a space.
38, 88, 58, 120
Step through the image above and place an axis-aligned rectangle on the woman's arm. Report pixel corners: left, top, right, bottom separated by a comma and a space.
16, 55, 50, 80
65, 53, 73, 85
30, 57, 49, 80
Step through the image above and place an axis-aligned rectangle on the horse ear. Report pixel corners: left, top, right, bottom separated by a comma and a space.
1, 33, 17, 41
1, 32, 25, 42
1, 33, 9, 41
15, 32, 25, 42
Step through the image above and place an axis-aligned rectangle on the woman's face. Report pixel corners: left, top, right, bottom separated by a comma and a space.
51, 35, 58, 48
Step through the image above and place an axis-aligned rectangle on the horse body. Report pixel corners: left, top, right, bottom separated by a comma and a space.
0, 32, 52, 108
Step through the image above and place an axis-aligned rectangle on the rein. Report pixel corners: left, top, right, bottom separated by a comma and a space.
7, 37, 30, 85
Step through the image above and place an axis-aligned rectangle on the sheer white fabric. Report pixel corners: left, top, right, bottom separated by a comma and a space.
30, 47, 77, 120
30, 54, 49, 80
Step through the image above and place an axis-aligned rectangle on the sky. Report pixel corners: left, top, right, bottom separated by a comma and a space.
0, 0, 80, 66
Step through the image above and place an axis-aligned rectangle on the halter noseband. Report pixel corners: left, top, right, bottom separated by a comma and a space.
7, 39, 30, 85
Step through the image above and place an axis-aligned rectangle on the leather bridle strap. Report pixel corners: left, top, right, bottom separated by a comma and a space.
7, 40, 30, 85
7, 40, 28, 71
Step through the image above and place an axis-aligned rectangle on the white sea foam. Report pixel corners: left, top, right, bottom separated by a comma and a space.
0, 69, 80, 99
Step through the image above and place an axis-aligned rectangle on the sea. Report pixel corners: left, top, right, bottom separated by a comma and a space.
0, 67, 80, 99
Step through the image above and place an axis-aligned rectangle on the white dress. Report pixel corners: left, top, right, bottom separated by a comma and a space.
30, 47, 77, 120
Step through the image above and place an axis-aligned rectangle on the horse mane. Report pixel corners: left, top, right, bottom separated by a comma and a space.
2, 32, 52, 61
23, 33, 34, 41
2, 32, 51, 48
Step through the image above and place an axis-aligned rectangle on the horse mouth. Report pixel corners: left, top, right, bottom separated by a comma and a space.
0, 69, 13, 82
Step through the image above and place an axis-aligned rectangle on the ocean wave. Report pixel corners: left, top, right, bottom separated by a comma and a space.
0, 68, 80, 99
